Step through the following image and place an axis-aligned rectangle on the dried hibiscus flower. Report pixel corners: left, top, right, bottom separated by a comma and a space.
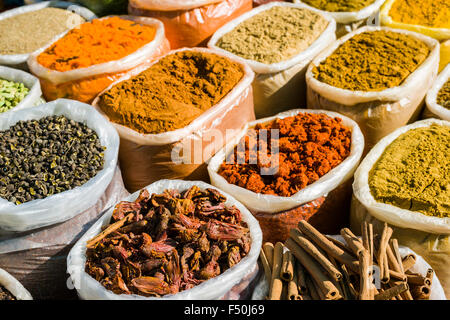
85, 186, 251, 297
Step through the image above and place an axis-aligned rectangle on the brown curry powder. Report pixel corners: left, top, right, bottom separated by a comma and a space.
98, 51, 244, 134
218, 113, 352, 197
312, 31, 430, 91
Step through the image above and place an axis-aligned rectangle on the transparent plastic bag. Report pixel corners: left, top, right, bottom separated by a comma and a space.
0, 1, 97, 70
424, 63, 450, 121
0, 268, 33, 300
0, 66, 43, 115
351, 119, 450, 298
207, 109, 364, 242
66, 179, 263, 300
27, 15, 170, 103
128, 0, 252, 49
380, 0, 450, 42
293, 0, 386, 36
92, 47, 255, 193
208, 2, 336, 118
0, 99, 119, 232
306, 26, 440, 152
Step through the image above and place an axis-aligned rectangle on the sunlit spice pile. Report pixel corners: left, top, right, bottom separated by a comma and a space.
85, 186, 251, 297
37, 17, 156, 72
218, 113, 352, 197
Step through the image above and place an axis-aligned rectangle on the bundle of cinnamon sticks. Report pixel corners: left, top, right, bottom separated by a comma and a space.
259, 220, 434, 300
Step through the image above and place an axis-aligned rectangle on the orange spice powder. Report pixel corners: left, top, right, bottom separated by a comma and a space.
218, 113, 352, 197
37, 17, 157, 72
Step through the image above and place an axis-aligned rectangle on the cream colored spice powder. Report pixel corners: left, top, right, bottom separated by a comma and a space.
216, 6, 329, 64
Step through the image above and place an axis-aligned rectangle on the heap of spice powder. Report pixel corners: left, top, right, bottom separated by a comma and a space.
0, 8, 85, 55
85, 186, 251, 297
388, 0, 450, 29
436, 79, 450, 109
98, 51, 244, 134
300, 0, 376, 12
369, 124, 450, 218
216, 6, 329, 64
218, 113, 352, 197
312, 31, 430, 92
36, 17, 156, 72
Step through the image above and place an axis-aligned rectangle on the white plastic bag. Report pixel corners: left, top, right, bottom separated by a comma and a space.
0, 66, 43, 115
27, 15, 170, 103
0, 268, 33, 300
0, 99, 119, 232
92, 47, 255, 192
0, 1, 97, 69
424, 63, 450, 121
67, 179, 263, 300
208, 109, 365, 214
351, 118, 450, 298
208, 2, 336, 118
306, 26, 440, 151
251, 239, 447, 300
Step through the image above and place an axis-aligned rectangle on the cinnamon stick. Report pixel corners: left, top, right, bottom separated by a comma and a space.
259, 249, 272, 283
288, 271, 301, 300
358, 249, 371, 300
290, 229, 342, 281
281, 250, 294, 281
305, 276, 320, 300
87, 213, 133, 248
263, 242, 274, 269
401, 254, 417, 271
268, 278, 283, 300
285, 238, 341, 300
297, 221, 360, 273
296, 263, 308, 294
374, 282, 409, 300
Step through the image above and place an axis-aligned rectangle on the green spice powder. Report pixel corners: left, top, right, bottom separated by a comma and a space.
312, 31, 430, 91
369, 124, 450, 218
216, 6, 329, 64
301, 0, 376, 12
436, 78, 450, 109
0, 78, 29, 113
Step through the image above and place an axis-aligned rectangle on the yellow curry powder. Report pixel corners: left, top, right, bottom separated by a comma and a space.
301, 0, 376, 12
369, 124, 450, 218
389, 0, 450, 29
312, 30, 430, 91
98, 51, 244, 134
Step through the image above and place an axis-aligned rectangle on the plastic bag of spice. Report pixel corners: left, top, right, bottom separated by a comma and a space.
27, 15, 170, 104
380, 0, 450, 42
0, 166, 130, 300
0, 66, 43, 115
293, 0, 386, 37
91, 47, 255, 193
424, 64, 450, 121
351, 119, 450, 299
306, 26, 440, 153
0, 1, 97, 70
208, 2, 336, 119
67, 179, 263, 300
207, 109, 365, 243
127, 0, 252, 49
0, 268, 33, 300
0, 99, 119, 232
